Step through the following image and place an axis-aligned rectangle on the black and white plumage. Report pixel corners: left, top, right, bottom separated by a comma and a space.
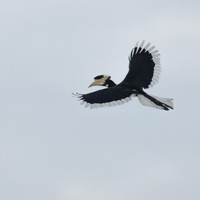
73, 41, 173, 110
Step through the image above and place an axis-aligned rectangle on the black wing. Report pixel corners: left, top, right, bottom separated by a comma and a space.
122, 41, 161, 89
73, 86, 136, 109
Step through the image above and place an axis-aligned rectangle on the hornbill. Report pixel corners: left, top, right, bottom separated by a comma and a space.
73, 41, 173, 110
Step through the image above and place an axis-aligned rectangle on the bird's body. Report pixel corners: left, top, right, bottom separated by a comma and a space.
73, 41, 173, 110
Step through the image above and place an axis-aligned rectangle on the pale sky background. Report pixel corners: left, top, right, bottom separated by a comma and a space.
0, 0, 200, 200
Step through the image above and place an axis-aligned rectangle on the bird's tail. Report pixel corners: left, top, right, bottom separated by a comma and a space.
138, 92, 173, 111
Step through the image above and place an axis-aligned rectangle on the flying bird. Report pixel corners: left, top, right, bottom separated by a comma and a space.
73, 41, 173, 110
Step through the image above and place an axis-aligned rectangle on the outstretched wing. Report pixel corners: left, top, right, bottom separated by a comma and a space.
122, 41, 161, 89
73, 86, 136, 109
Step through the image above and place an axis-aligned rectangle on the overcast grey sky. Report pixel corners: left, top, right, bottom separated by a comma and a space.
0, 0, 200, 200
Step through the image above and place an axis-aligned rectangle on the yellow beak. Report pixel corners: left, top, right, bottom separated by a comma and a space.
88, 79, 104, 88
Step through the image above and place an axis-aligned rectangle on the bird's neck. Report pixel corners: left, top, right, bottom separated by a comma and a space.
107, 80, 116, 87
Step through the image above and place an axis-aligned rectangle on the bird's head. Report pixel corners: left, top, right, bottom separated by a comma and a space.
88, 75, 117, 88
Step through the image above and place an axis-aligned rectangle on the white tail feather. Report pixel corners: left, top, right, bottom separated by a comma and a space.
150, 95, 174, 108
138, 94, 173, 110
